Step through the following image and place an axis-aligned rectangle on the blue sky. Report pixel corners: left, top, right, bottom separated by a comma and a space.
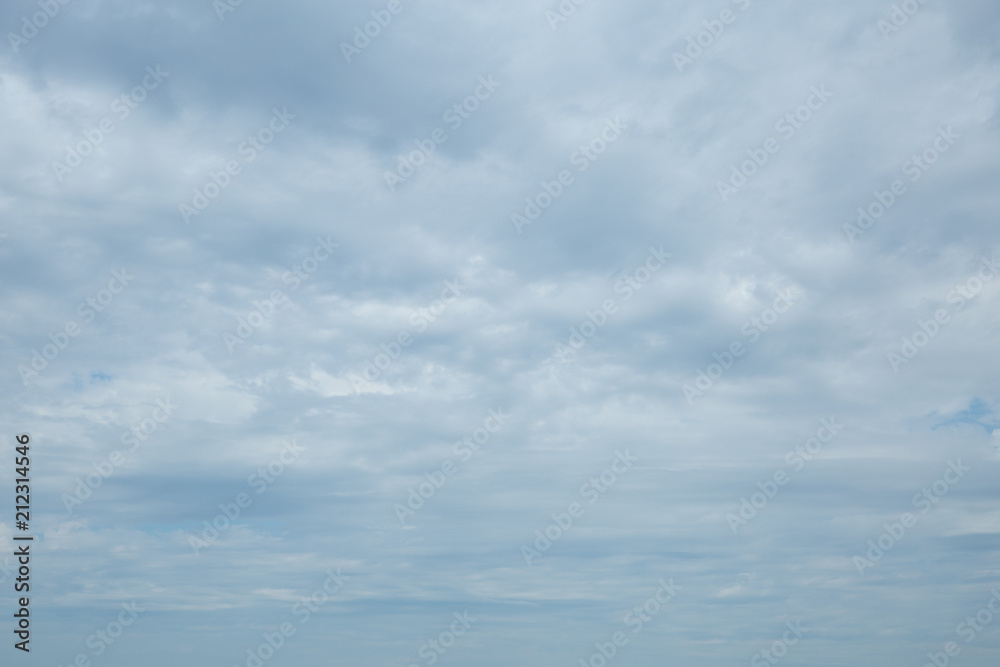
1, 0, 1000, 665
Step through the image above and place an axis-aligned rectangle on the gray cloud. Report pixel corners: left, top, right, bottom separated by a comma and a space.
1, 0, 999, 665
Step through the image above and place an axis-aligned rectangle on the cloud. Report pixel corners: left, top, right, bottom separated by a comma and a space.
2, 0, 999, 665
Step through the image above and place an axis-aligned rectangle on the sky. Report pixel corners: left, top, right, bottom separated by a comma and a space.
1, 0, 999, 665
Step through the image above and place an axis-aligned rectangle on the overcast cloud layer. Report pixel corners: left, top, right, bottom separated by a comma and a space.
2, 1, 1000, 665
